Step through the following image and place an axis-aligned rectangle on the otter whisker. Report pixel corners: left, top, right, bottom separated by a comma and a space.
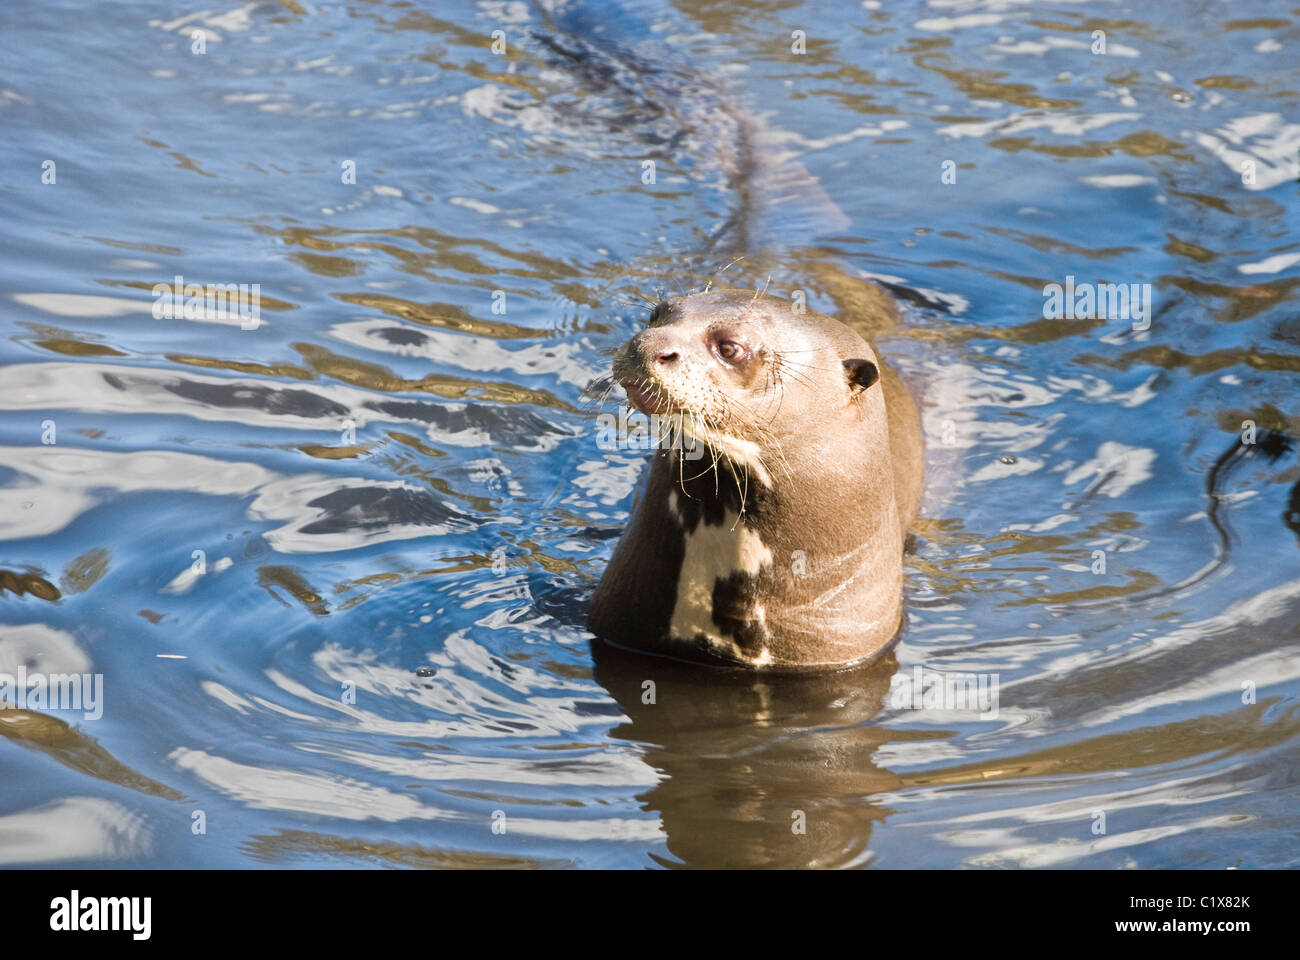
579, 376, 621, 414
698, 412, 724, 496
770, 354, 821, 390
681, 411, 724, 493
677, 438, 688, 497
775, 352, 850, 376
707, 256, 745, 294
773, 367, 814, 394
720, 454, 746, 525
707, 427, 723, 496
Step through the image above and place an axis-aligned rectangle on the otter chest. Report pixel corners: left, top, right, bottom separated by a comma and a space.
666, 490, 775, 664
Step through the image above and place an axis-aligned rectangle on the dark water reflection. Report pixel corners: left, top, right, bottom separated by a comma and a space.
0, 0, 1298, 867
592, 642, 900, 868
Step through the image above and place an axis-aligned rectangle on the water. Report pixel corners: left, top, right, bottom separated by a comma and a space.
1, 0, 1297, 868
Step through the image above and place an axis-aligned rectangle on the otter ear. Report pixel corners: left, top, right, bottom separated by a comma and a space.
843, 358, 879, 394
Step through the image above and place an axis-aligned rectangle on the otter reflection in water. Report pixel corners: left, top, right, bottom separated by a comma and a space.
589, 638, 904, 868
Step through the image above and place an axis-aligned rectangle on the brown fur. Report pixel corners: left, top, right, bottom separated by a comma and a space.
589, 289, 922, 670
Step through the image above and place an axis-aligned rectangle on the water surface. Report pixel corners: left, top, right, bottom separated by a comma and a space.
1, 0, 1298, 868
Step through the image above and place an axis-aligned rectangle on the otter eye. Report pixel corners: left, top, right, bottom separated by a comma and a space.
717, 340, 746, 362
648, 300, 670, 325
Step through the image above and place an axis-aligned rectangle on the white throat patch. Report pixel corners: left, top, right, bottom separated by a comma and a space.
668, 496, 774, 663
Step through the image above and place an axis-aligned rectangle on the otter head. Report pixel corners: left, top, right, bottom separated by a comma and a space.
611, 290, 881, 476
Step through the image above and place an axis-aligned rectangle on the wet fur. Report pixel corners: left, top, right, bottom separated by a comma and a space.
589, 289, 923, 670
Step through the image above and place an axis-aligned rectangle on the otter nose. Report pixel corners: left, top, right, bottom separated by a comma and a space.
631, 329, 681, 370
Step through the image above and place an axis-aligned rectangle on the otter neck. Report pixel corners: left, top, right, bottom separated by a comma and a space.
655, 439, 904, 668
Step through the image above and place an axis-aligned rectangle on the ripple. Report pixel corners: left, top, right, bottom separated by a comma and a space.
0, 797, 151, 865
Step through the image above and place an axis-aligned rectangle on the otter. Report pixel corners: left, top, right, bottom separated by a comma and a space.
588, 289, 922, 670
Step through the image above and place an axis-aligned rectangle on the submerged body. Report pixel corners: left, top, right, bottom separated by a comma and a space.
589, 290, 922, 670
